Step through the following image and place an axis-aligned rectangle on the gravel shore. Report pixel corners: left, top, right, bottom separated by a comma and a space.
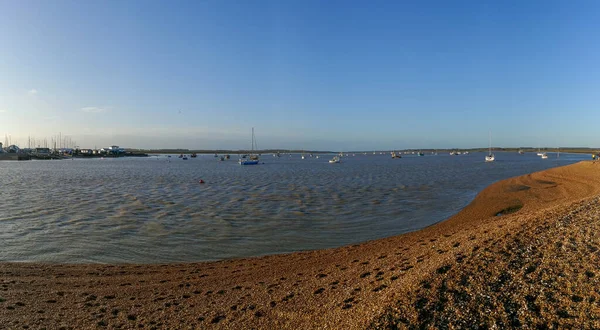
2, 161, 600, 329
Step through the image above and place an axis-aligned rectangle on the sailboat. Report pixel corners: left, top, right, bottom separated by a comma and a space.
239, 128, 260, 165
485, 131, 495, 162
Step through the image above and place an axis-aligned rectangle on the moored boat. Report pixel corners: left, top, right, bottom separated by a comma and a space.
240, 128, 260, 166
485, 131, 495, 162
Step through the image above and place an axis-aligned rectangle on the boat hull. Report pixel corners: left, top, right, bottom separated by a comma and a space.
0, 153, 29, 161
239, 160, 259, 165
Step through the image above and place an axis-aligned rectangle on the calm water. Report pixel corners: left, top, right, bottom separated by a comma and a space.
0, 152, 588, 263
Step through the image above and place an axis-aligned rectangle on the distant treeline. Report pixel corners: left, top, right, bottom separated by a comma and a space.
129, 147, 599, 155
132, 149, 335, 154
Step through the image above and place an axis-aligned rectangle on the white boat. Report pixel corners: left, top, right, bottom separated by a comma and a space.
329, 156, 341, 163
537, 147, 544, 156
485, 131, 495, 162
541, 153, 548, 159
239, 128, 260, 165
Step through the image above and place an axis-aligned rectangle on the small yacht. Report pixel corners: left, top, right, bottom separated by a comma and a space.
240, 128, 260, 165
541, 153, 548, 159
485, 131, 495, 162
329, 156, 341, 163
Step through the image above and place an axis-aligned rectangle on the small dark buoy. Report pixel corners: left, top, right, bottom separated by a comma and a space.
199, 179, 205, 184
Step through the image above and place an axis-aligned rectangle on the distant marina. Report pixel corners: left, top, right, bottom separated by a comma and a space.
0, 142, 148, 160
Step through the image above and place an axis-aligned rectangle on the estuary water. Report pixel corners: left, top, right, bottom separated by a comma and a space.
0, 152, 588, 263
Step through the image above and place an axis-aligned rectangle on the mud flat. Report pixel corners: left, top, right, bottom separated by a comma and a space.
2, 161, 600, 329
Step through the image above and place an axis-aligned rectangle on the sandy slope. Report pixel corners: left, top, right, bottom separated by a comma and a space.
2, 161, 600, 329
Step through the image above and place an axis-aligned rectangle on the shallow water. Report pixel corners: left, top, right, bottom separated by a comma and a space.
0, 152, 587, 263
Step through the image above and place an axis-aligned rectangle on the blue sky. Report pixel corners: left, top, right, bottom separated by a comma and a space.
1, 0, 600, 150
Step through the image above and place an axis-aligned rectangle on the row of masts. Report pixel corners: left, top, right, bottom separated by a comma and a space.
3, 133, 78, 150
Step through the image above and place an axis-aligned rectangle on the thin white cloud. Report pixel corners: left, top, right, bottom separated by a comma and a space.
80, 106, 109, 113
0, 109, 7, 113
28, 89, 38, 95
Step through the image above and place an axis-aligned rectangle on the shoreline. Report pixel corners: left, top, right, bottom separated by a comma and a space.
2, 161, 600, 329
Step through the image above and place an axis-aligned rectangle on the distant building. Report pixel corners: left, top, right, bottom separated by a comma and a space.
100, 146, 125, 155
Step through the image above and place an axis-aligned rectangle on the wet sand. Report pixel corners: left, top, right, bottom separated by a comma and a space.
2, 161, 600, 329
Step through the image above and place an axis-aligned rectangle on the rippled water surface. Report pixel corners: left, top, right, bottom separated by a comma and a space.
0, 152, 588, 263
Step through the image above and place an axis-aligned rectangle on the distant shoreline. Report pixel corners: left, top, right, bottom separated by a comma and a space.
140, 148, 599, 155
